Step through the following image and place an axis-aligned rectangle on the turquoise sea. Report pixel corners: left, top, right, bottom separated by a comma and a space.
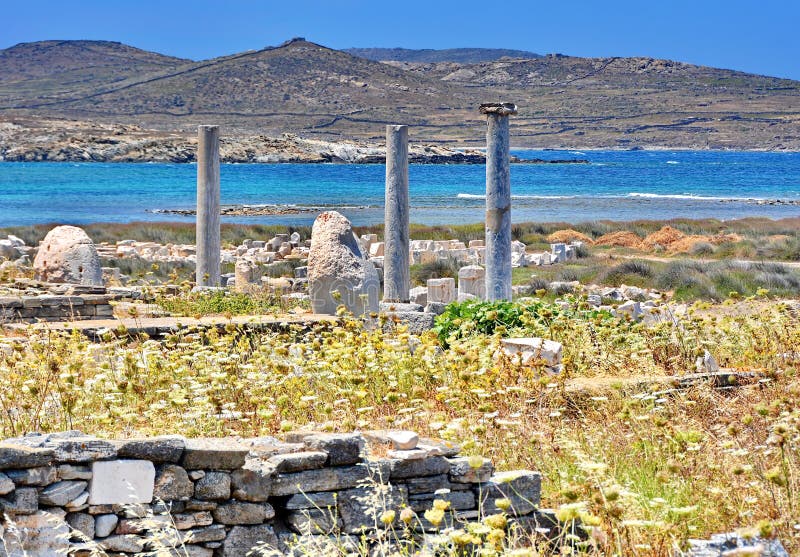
0, 150, 798, 226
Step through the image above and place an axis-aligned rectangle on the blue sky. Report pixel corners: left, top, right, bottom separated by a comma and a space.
4, 0, 799, 80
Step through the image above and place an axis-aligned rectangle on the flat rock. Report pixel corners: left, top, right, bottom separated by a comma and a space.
99, 534, 145, 553
114, 436, 185, 463
448, 456, 494, 483
285, 491, 337, 510
194, 471, 231, 500
51, 437, 117, 463
223, 525, 279, 557
268, 450, 328, 473
89, 460, 155, 505
213, 501, 275, 525
7, 466, 57, 486
388, 430, 419, 450
0, 443, 54, 468
388, 456, 451, 480
230, 460, 274, 502
338, 485, 407, 533
1, 486, 38, 514
301, 433, 364, 466
180, 524, 227, 543
271, 463, 375, 496
181, 438, 249, 470
153, 464, 194, 501
478, 470, 541, 516
39, 480, 87, 506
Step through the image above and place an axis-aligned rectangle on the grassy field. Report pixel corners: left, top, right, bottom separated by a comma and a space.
1, 296, 799, 554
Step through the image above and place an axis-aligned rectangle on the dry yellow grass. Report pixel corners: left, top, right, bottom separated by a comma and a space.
547, 229, 595, 245
594, 230, 644, 249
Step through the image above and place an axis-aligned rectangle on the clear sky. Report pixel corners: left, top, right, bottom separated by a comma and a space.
4, 0, 799, 80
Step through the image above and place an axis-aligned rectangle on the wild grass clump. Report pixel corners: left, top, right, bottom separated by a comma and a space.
596, 260, 654, 287
155, 289, 298, 316
410, 259, 460, 285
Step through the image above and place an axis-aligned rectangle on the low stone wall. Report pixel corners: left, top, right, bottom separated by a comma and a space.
0, 294, 116, 322
0, 431, 542, 556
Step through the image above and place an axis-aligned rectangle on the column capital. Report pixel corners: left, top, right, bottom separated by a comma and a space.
479, 103, 517, 116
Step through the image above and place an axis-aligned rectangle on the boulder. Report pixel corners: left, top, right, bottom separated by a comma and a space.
33, 226, 103, 285
308, 211, 379, 316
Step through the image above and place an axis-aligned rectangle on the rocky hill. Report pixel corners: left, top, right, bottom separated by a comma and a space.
345, 47, 542, 63
0, 38, 798, 150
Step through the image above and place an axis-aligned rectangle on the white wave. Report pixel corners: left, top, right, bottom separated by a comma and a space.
666, 160, 680, 164
457, 193, 576, 200
627, 192, 762, 201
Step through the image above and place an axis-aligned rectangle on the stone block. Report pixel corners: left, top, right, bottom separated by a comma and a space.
94, 513, 118, 537
113, 436, 185, 463
194, 471, 231, 500
173, 511, 214, 530
403, 474, 451, 495
499, 337, 563, 368
181, 438, 249, 470
1, 486, 38, 514
89, 460, 154, 505
287, 508, 340, 535
153, 464, 193, 501
268, 451, 328, 473
66, 512, 95, 539
40, 480, 87, 506
230, 460, 274, 502
7, 466, 58, 486
271, 463, 375, 496
223, 525, 279, 557
427, 278, 456, 304
301, 433, 364, 466
99, 534, 145, 553
389, 456, 451, 480
478, 470, 541, 516
52, 437, 117, 463
409, 489, 476, 512
0, 472, 13, 495
448, 456, 494, 483
337, 485, 407, 533
384, 311, 436, 334
57, 464, 92, 480
0, 443, 54, 468
285, 491, 337, 510
180, 523, 227, 543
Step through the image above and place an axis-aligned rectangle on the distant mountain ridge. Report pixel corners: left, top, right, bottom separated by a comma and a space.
0, 38, 798, 150
345, 47, 543, 63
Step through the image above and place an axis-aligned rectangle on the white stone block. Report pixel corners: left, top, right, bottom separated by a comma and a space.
458, 265, 485, 299
89, 460, 155, 505
500, 338, 563, 368
427, 278, 456, 304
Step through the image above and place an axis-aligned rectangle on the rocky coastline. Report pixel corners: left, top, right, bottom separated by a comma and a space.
0, 118, 589, 165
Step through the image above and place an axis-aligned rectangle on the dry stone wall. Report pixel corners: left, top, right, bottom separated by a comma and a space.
0, 431, 543, 556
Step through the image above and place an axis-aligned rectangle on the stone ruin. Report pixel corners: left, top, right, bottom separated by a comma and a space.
0, 430, 546, 556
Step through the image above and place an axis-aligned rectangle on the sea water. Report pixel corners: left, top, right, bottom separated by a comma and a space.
0, 150, 798, 226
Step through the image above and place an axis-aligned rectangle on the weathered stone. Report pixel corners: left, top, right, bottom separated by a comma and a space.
88, 459, 155, 505
51, 437, 117, 463
478, 470, 541, 516
38, 480, 87, 506
409, 490, 476, 512
57, 464, 92, 480
181, 437, 249, 470
0, 510, 70, 556
153, 464, 194, 501
33, 226, 103, 285
223, 525, 279, 557
1, 486, 38, 514
7, 466, 58, 486
230, 460, 274, 502
277, 532, 360, 556
268, 450, 328, 473
681, 532, 789, 557
0, 472, 13, 494
94, 513, 118, 537
271, 464, 374, 496
99, 534, 145, 553
448, 456, 494, 483
180, 523, 227, 543
0, 443, 54, 468
308, 211, 380, 316
113, 436, 185, 463
403, 474, 451, 495
389, 456, 451, 479
184, 498, 218, 511
285, 491, 337, 510
337, 485, 407, 533
173, 511, 214, 530
427, 278, 456, 304
301, 433, 364, 466
194, 471, 230, 500
385, 310, 436, 333
499, 337, 563, 368
65, 490, 89, 510
66, 512, 95, 539
287, 508, 339, 535
213, 501, 275, 525
388, 430, 419, 451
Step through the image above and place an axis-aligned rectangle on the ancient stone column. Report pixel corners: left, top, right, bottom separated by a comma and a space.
383, 125, 410, 302
196, 125, 221, 287
480, 103, 517, 301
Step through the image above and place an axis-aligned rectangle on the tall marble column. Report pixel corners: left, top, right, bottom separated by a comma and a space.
196, 125, 221, 287
383, 125, 410, 302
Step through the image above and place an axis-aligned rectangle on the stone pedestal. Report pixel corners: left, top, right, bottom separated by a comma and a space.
196, 125, 221, 287
458, 265, 486, 299
383, 125, 410, 302
427, 278, 456, 304
480, 103, 517, 301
